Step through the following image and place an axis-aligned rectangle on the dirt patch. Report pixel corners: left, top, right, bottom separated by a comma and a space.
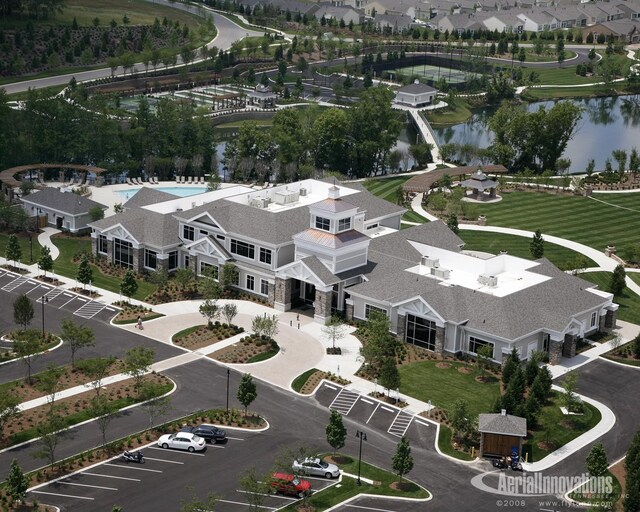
390, 481, 414, 491
2, 373, 169, 448
69, 287, 101, 299
324, 454, 353, 465
35, 275, 64, 286
298, 371, 351, 395
458, 366, 473, 374
112, 302, 164, 324
436, 362, 452, 369
536, 441, 556, 452
173, 324, 243, 351
610, 459, 626, 510
209, 334, 278, 364
368, 391, 408, 408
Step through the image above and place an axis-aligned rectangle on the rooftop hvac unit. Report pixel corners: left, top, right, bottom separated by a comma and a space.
421, 256, 439, 268
478, 274, 498, 287
250, 198, 270, 208
273, 190, 299, 205
432, 267, 450, 279
299, 187, 307, 196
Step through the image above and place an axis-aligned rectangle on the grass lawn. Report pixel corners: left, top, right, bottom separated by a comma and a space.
530, 66, 602, 85
629, 273, 640, 287
523, 85, 611, 100
437, 424, 475, 461
568, 470, 621, 508
425, 98, 473, 125
362, 176, 411, 202
579, 272, 640, 325
522, 391, 601, 463
0, 232, 43, 266
474, 191, 640, 254
398, 360, 500, 420
459, 230, 596, 270
280, 454, 429, 511
50, 236, 155, 301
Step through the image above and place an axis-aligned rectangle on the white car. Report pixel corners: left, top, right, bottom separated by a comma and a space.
292, 457, 340, 478
157, 432, 206, 452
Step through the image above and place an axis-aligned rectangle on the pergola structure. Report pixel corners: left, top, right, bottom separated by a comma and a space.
210, 92, 245, 111
402, 165, 508, 195
460, 169, 499, 200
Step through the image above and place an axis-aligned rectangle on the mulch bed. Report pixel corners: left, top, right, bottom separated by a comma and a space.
209, 335, 278, 364
69, 287, 101, 298
35, 275, 64, 286
436, 362, 452, 369
458, 366, 472, 374
1, 264, 28, 274
368, 391, 408, 408
173, 324, 243, 351
112, 302, 164, 324
298, 370, 351, 395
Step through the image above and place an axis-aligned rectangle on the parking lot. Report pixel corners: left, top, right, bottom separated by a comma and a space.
0, 270, 118, 323
315, 383, 436, 451
28, 429, 338, 512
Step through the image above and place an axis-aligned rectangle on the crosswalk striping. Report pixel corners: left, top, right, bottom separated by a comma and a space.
2, 276, 31, 292
74, 300, 108, 319
329, 388, 360, 415
388, 411, 414, 437
38, 287, 65, 302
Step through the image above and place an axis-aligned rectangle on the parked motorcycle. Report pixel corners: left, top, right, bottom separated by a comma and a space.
492, 458, 508, 471
121, 450, 144, 463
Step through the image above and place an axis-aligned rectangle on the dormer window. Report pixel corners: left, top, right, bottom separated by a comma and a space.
315, 216, 330, 231
338, 218, 351, 231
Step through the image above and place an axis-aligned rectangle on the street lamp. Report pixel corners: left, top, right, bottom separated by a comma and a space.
41, 295, 49, 338
29, 235, 33, 263
356, 430, 367, 485
226, 367, 230, 411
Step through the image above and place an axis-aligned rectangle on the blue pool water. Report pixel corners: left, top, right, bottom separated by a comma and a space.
116, 186, 207, 200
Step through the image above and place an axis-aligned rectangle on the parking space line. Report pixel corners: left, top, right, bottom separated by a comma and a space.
236, 490, 297, 501
83, 472, 141, 481
59, 481, 118, 491
323, 384, 338, 390
26, 283, 45, 295
31, 490, 94, 500
147, 446, 206, 456
366, 403, 380, 424
380, 406, 395, 413
105, 463, 163, 473
59, 296, 78, 308
361, 398, 374, 405
414, 419, 431, 427
144, 457, 185, 464
226, 436, 244, 441
217, 498, 276, 509
345, 504, 395, 511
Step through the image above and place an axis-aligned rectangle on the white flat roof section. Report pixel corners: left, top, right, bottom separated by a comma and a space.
405, 241, 552, 297
142, 185, 254, 214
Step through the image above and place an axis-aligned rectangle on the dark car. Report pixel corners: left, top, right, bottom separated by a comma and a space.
179, 425, 226, 443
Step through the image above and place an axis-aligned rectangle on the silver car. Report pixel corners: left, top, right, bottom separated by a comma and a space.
292, 457, 340, 478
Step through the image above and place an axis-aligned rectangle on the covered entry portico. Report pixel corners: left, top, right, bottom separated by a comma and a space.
274, 256, 342, 324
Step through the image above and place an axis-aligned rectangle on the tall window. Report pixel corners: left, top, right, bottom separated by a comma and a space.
260, 279, 269, 295
338, 218, 351, 231
469, 337, 494, 357
200, 230, 208, 237
406, 315, 437, 351
168, 251, 178, 270
259, 247, 272, 264
246, 275, 255, 291
315, 216, 330, 231
231, 239, 255, 259
113, 238, 133, 268
183, 225, 195, 241
144, 249, 157, 269
97, 235, 107, 254
365, 304, 386, 319
590, 312, 597, 327
201, 262, 219, 280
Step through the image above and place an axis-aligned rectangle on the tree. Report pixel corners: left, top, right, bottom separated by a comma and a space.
530, 366, 552, 404
239, 467, 269, 510
123, 347, 154, 393
322, 315, 347, 351
91, 395, 118, 448
13, 294, 34, 330
220, 263, 239, 292
76, 356, 116, 397
476, 344, 493, 380
7, 459, 29, 506
39, 363, 65, 412
6, 234, 22, 268
530, 229, 544, 258
586, 442, 608, 478
392, 436, 414, 484
180, 486, 218, 512
88, 205, 105, 221
447, 213, 459, 234
624, 430, 640, 512
525, 351, 541, 386
379, 357, 401, 397
34, 409, 64, 469
38, 245, 53, 277
0, 391, 21, 442
222, 303, 238, 325
14, 333, 40, 384
120, 269, 138, 301
140, 381, 172, 429
634, 333, 640, 359
610, 264, 626, 296
237, 373, 257, 416
77, 254, 93, 289
501, 347, 520, 386
450, 399, 471, 439
359, 311, 399, 377
561, 371, 582, 413
60, 318, 95, 368
199, 298, 220, 329
326, 409, 347, 456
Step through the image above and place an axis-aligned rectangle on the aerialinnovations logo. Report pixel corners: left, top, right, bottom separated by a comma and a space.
470, 471, 614, 497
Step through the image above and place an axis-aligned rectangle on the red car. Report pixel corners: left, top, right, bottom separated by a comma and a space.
270, 472, 312, 498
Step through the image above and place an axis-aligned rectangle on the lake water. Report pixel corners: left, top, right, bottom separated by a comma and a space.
431, 95, 640, 173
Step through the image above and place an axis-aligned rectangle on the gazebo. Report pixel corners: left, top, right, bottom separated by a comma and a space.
460, 170, 499, 201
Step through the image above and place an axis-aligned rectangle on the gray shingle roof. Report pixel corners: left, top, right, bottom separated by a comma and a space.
313, 198, 358, 213
301, 256, 341, 286
124, 188, 177, 209
22, 187, 105, 215
397, 82, 437, 95
478, 413, 527, 437
89, 208, 179, 248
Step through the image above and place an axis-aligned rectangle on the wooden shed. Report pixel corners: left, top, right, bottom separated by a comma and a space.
478, 411, 527, 459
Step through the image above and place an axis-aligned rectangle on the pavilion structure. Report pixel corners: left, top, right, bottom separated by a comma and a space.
460, 169, 500, 202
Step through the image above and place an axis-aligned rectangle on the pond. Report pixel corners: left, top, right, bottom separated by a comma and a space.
431, 95, 640, 173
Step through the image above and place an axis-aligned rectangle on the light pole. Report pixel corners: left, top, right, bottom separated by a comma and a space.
356, 430, 367, 485
29, 235, 33, 263
41, 296, 49, 338
226, 368, 230, 411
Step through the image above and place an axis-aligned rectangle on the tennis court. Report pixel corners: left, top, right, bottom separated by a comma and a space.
394, 64, 477, 84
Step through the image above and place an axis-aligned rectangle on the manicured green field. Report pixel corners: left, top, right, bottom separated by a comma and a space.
398, 360, 500, 419
579, 272, 640, 325
524, 85, 608, 100
459, 230, 596, 270
0, 232, 43, 266
362, 176, 411, 202
474, 192, 640, 254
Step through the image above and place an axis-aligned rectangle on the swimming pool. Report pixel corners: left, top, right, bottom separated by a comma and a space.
115, 186, 208, 200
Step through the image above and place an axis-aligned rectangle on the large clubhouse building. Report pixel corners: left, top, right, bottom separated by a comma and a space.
89, 179, 617, 365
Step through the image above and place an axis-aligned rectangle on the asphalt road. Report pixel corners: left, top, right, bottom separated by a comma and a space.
1, 0, 264, 95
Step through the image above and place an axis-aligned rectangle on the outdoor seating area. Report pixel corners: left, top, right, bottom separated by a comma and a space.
173, 176, 206, 184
